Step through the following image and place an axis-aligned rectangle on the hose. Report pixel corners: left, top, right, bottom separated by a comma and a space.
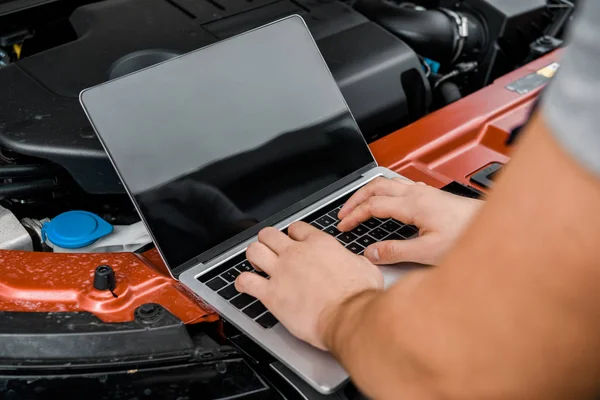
354, 0, 486, 64
437, 81, 462, 106
0, 179, 56, 199
0, 164, 56, 179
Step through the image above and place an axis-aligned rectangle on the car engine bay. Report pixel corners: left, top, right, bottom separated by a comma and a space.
0, 0, 575, 398
0, 0, 573, 252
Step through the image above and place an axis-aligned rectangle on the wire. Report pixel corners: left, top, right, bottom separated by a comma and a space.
433, 61, 478, 89
420, 57, 431, 78
433, 70, 459, 89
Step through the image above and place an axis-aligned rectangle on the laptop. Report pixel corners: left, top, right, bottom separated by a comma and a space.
80, 15, 415, 394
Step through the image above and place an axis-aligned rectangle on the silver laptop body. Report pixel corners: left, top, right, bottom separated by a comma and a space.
80, 15, 410, 394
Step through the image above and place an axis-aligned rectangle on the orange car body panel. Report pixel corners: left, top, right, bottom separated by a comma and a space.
0, 51, 560, 322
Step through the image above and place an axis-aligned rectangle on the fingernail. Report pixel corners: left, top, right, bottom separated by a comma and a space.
235, 274, 246, 289
370, 248, 380, 262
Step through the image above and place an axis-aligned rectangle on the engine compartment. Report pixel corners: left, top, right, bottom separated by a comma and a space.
0, 0, 430, 196
0, 0, 573, 252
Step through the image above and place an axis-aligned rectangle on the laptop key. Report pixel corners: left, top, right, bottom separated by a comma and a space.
384, 233, 404, 241
256, 312, 279, 329
221, 268, 240, 282
346, 242, 364, 254
310, 221, 322, 229
324, 226, 341, 236
363, 218, 382, 229
357, 235, 377, 247
327, 209, 341, 220
337, 231, 358, 244
381, 220, 401, 232
206, 276, 228, 291
369, 227, 388, 240
398, 225, 418, 238
230, 293, 256, 309
315, 215, 335, 227
244, 301, 267, 318
237, 261, 253, 272
351, 224, 369, 237
218, 284, 239, 300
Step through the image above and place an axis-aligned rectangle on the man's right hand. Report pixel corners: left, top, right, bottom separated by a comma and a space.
337, 177, 483, 265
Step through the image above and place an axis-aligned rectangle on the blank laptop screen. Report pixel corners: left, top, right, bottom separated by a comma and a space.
80, 16, 375, 271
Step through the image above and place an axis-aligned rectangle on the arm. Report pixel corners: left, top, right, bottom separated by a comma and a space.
326, 113, 600, 399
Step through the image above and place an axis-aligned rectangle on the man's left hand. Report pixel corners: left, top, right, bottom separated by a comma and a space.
235, 222, 384, 350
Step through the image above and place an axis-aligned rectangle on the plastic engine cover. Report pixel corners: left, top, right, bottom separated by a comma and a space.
0, 0, 428, 194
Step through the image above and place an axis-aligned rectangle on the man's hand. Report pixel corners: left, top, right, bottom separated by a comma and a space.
337, 177, 483, 265
234, 223, 384, 350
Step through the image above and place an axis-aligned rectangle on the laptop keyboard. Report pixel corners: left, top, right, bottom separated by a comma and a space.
196, 190, 418, 330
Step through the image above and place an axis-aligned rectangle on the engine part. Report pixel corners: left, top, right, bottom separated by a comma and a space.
0, 203, 33, 250
0, 0, 429, 194
433, 61, 478, 89
437, 81, 462, 106
0, 163, 57, 178
108, 49, 182, 81
528, 35, 563, 61
20, 216, 50, 250
43, 210, 114, 249
354, 1, 487, 64
48, 220, 152, 253
93, 264, 117, 292
0, 178, 55, 199
0, 309, 270, 399
446, 0, 548, 87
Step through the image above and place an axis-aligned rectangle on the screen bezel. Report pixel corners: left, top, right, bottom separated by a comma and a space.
80, 15, 376, 277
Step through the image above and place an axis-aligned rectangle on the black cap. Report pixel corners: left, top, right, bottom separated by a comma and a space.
93, 265, 116, 291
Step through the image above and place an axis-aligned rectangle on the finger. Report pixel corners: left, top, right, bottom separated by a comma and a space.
235, 272, 270, 300
338, 177, 413, 219
288, 221, 321, 241
338, 196, 417, 231
258, 227, 293, 255
246, 242, 278, 275
364, 236, 436, 265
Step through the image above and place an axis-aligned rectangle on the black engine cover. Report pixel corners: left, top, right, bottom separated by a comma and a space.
0, 0, 428, 194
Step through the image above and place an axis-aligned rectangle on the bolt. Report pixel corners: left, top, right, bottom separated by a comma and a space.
136, 303, 162, 323
139, 304, 157, 316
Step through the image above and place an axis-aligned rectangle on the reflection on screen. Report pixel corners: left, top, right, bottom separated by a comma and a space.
81, 16, 374, 269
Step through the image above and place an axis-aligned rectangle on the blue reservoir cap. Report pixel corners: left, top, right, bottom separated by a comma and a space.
43, 211, 113, 249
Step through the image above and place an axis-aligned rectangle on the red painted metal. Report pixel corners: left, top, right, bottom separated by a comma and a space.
0, 248, 218, 323
0, 51, 560, 322
371, 50, 562, 190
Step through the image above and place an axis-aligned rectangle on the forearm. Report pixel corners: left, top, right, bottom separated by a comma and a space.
324, 115, 600, 399
324, 273, 448, 400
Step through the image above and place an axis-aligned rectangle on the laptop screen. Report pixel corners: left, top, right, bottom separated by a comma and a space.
80, 16, 375, 271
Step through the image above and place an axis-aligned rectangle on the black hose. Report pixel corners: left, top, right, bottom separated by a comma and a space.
437, 81, 462, 106
0, 164, 56, 179
0, 179, 56, 199
354, 1, 486, 64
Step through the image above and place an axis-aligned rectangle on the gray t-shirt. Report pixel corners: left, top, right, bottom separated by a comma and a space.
542, 0, 600, 175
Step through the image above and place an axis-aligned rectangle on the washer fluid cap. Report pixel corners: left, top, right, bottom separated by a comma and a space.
43, 211, 114, 249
